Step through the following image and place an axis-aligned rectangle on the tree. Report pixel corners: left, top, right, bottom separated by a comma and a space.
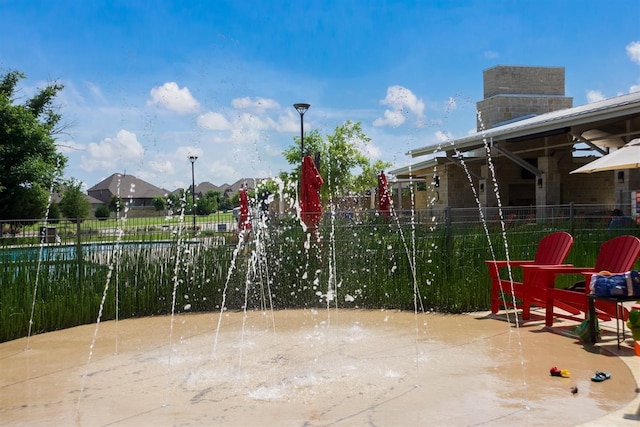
48, 202, 61, 224
109, 195, 123, 212
282, 121, 391, 199
94, 205, 110, 220
197, 190, 219, 215
0, 70, 67, 221
58, 180, 91, 221
152, 196, 167, 212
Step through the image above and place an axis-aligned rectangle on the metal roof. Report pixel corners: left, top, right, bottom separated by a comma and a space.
408, 91, 640, 158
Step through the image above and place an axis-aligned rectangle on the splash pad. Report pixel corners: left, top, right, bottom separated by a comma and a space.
1, 309, 636, 426
2, 107, 639, 426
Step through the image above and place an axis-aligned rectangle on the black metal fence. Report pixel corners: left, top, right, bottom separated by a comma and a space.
0, 203, 627, 248
2, 202, 639, 342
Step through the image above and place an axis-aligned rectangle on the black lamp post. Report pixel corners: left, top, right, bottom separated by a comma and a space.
293, 103, 310, 160
188, 155, 198, 236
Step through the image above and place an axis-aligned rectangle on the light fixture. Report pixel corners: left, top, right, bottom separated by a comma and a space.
480, 183, 485, 193
537, 178, 543, 188
433, 175, 440, 188
293, 103, 310, 160
617, 171, 624, 183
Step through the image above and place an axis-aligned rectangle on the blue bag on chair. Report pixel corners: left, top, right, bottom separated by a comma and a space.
590, 271, 640, 297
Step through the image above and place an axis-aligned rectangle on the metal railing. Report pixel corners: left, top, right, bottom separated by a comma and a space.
0, 203, 631, 248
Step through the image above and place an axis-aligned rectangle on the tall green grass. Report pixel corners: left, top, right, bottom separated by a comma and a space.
0, 219, 635, 342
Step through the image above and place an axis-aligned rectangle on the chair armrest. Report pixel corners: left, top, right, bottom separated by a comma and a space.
485, 260, 535, 268
523, 265, 586, 274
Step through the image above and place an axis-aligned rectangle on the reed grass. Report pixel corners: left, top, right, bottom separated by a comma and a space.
0, 218, 636, 342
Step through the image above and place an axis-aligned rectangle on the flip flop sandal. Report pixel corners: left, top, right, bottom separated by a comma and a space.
591, 371, 612, 382
550, 366, 570, 377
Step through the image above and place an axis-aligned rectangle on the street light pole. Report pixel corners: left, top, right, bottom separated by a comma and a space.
188, 155, 198, 236
293, 103, 310, 160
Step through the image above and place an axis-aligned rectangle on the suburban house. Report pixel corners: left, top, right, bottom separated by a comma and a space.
391, 65, 640, 215
87, 173, 169, 215
174, 178, 266, 200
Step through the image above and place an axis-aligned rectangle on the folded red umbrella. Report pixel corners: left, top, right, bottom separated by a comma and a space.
238, 186, 252, 231
378, 171, 391, 216
300, 155, 324, 229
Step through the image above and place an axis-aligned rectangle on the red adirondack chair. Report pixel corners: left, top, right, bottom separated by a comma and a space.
486, 231, 574, 320
528, 235, 640, 327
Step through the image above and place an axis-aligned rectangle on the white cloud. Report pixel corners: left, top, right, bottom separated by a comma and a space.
198, 104, 294, 138
197, 112, 232, 130
373, 86, 425, 127
357, 140, 382, 159
84, 81, 106, 103
55, 139, 85, 154
626, 41, 640, 64
586, 90, 606, 103
445, 97, 457, 113
231, 96, 280, 111
176, 146, 203, 161
630, 83, 640, 93
234, 112, 276, 131
435, 130, 453, 142
145, 159, 174, 175
81, 129, 145, 171
276, 110, 301, 133
147, 82, 200, 114
373, 109, 406, 127
483, 50, 499, 59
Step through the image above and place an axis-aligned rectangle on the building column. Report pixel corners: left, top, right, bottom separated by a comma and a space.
479, 164, 497, 207
536, 156, 560, 220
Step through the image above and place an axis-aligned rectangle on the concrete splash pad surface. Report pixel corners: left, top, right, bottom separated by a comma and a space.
0, 309, 637, 426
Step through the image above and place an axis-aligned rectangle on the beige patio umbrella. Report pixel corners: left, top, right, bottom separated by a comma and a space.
571, 138, 640, 174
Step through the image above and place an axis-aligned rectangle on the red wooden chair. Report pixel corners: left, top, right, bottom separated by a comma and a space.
486, 231, 574, 320
529, 235, 640, 327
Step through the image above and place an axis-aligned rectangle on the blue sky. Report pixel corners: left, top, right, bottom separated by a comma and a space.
1, 0, 639, 191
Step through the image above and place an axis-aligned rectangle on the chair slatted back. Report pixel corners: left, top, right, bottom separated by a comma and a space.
593, 235, 640, 273
532, 232, 574, 265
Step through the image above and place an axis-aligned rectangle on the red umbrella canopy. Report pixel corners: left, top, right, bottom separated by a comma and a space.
239, 186, 251, 231
378, 171, 391, 216
300, 155, 324, 229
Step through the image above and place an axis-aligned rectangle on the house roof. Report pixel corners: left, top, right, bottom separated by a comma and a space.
87, 173, 169, 198
172, 178, 268, 197
391, 91, 640, 178
408, 91, 640, 158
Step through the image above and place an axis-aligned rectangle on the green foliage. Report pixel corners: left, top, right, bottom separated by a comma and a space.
197, 190, 219, 215
166, 192, 186, 214
94, 204, 110, 220
109, 195, 123, 212
58, 180, 91, 221
218, 193, 233, 211
628, 309, 640, 328
283, 121, 392, 199
1, 218, 628, 343
47, 202, 61, 224
0, 70, 67, 221
152, 196, 166, 211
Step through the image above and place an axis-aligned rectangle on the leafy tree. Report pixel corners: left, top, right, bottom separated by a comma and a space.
58, 180, 91, 221
94, 204, 110, 220
152, 196, 167, 212
197, 190, 219, 215
218, 193, 232, 211
282, 121, 391, 199
0, 70, 67, 221
109, 195, 123, 212
47, 201, 61, 224
166, 192, 188, 215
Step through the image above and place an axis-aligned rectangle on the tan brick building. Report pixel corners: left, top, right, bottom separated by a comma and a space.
391, 65, 640, 214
